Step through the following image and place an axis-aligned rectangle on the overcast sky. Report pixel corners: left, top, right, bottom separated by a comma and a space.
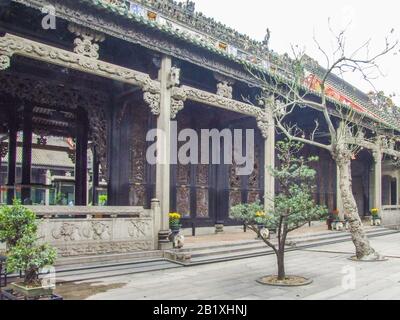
185, 0, 400, 105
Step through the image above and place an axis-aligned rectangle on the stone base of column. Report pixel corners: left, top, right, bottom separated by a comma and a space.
158, 230, 173, 250
215, 224, 224, 234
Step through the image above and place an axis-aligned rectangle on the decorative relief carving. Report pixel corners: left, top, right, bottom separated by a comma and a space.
0, 143, 8, 158
56, 241, 153, 257
52, 222, 80, 241
196, 188, 209, 218
181, 86, 267, 124
177, 187, 190, 218
40, 215, 154, 257
215, 72, 235, 99
171, 98, 185, 120
83, 104, 108, 178
168, 67, 181, 89
0, 33, 160, 91
216, 81, 233, 99
68, 23, 105, 60
143, 91, 161, 116
130, 104, 149, 207
0, 55, 10, 70
128, 220, 151, 239
0, 72, 108, 111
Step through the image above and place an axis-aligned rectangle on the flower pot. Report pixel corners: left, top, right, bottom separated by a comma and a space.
9, 282, 54, 299
1, 288, 62, 300
336, 222, 344, 231
373, 218, 381, 226
169, 225, 181, 242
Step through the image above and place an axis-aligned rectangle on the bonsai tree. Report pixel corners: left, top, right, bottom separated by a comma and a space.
231, 140, 327, 284
0, 201, 57, 293
0, 200, 37, 249
7, 234, 57, 286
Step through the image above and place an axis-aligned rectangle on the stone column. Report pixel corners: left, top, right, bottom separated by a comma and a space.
156, 55, 173, 250
45, 170, 51, 206
372, 150, 383, 213
263, 105, 275, 211
21, 105, 33, 204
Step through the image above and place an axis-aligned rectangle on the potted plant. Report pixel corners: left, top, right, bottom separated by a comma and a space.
0, 201, 58, 299
168, 213, 183, 247
7, 234, 57, 298
329, 210, 340, 230
255, 211, 269, 239
370, 208, 382, 226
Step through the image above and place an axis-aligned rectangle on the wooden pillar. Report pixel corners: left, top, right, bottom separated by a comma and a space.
156, 55, 173, 250
263, 104, 275, 212
92, 148, 99, 206
6, 119, 17, 205
21, 105, 33, 204
75, 108, 88, 206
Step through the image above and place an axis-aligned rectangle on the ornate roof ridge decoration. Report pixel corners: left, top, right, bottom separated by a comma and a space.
79, 0, 288, 72
97, 0, 271, 56
74, 0, 399, 131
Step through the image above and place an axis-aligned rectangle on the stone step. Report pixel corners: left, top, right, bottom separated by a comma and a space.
55, 250, 163, 268
55, 259, 181, 283
178, 227, 398, 265
182, 227, 392, 255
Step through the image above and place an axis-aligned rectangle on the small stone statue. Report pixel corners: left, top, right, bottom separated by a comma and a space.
173, 234, 185, 249
260, 228, 270, 240
262, 28, 271, 51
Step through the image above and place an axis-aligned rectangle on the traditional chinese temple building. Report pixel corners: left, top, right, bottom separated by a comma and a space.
0, 0, 399, 255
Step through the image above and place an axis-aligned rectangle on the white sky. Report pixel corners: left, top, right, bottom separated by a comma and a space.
184, 0, 400, 106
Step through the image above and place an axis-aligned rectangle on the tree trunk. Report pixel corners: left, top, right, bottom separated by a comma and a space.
24, 268, 39, 285
277, 250, 285, 280
337, 156, 379, 260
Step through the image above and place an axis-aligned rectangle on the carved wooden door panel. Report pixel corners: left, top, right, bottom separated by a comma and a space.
226, 120, 264, 224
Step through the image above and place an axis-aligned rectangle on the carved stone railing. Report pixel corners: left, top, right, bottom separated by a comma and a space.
382, 205, 400, 229
26, 205, 159, 257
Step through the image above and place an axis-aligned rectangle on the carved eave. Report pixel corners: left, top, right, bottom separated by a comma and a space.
176, 85, 269, 138
0, 33, 160, 92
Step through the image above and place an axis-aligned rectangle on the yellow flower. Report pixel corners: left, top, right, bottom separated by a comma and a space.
169, 213, 181, 220
255, 211, 266, 218
371, 208, 379, 216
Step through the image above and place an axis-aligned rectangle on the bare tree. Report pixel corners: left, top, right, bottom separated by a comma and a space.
249, 24, 398, 260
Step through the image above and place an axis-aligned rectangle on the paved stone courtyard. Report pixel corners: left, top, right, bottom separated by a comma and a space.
59, 233, 400, 300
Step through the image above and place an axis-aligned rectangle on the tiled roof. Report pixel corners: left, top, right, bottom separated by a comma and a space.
16, 147, 74, 169
73, 1, 400, 130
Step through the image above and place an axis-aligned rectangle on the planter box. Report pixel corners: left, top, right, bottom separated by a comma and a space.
9, 282, 54, 299
1, 288, 62, 300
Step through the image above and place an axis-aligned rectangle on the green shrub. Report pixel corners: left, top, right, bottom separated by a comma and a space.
0, 200, 37, 249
